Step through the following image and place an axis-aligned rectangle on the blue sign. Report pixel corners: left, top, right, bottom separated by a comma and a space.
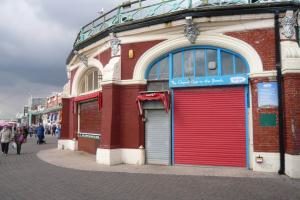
170, 75, 248, 88
257, 82, 278, 108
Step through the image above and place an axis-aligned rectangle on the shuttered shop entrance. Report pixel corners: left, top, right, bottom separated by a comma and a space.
174, 87, 246, 167
78, 100, 101, 154
145, 109, 171, 165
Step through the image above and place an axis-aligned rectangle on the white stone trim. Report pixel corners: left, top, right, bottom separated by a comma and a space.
58, 139, 78, 151
133, 34, 263, 81
96, 148, 145, 165
281, 41, 300, 75
252, 152, 280, 173
71, 58, 104, 96
250, 70, 277, 78
101, 79, 147, 86
102, 57, 121, 82
285, 154, 300, 178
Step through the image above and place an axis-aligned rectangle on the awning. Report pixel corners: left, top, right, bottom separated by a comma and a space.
136, 91, 170, 115
73, 91, 102, 112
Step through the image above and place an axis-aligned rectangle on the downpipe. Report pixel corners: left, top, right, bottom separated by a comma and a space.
274, 10, 285, 175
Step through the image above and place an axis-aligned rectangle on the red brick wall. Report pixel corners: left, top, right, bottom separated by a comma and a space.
283, 73, 300, 155
119, 84, 146, 148
95, 48, 111, 67
250, 78, 279, 152
78, 137, 99, 154
121, 40, 164, 80
100, 84, 120, 149
70, 68, 78, 94
79, 100, 102, 134
61, 98, 73, 139
100, 84, 146, 149
226, 29, 276, 71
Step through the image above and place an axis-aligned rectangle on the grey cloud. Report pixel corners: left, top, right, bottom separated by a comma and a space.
0, 0, 124, 119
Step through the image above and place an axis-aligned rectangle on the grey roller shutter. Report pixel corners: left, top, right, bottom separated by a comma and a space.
145, 109, 171, 165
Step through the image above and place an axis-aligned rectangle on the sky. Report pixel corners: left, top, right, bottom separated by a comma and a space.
0, 0, 126, 119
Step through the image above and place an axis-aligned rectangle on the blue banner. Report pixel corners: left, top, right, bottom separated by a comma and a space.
170, 75, 248, 88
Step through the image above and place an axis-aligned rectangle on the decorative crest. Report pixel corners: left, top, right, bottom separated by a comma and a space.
74, 50, 88, 67
184, 16, 199, 44
110, 33, 121, 56
281, 10, 297, 39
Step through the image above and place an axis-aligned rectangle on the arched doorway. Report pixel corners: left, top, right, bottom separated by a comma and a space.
145, 46, 249, 167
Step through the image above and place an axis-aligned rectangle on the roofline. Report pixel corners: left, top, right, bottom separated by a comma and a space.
66, 2, 300, 65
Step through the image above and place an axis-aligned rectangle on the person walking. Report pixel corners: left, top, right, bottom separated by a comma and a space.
36, 124, 45, 144
0, 125, 13, 156
14, 127, 25, 155
55, 124, 61, 139
51, 124, 56, 136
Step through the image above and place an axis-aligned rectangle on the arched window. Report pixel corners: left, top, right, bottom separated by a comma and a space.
78, 68, 101, 94
146, 47, 249, 88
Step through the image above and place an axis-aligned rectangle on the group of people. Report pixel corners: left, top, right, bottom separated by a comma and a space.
0, 125, 27, 155
0, 123, 61, 155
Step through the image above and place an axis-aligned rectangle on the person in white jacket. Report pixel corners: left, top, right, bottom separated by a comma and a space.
0, 125, 13, 155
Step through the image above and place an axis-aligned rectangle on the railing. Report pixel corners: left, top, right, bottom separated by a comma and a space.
74, 0, 297, 46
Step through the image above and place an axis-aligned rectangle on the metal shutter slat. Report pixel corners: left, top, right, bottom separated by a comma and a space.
146, 110, 170, 165
174, 87, 246, 167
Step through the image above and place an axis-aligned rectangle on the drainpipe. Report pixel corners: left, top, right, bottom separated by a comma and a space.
274, 10, 285, 175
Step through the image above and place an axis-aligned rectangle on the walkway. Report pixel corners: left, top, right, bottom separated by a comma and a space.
0, 135, 299, 200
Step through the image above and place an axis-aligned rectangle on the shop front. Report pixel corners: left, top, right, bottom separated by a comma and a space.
144, 46, 249, 167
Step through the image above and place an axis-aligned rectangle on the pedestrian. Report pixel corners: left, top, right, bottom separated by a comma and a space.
55, 124, 61, 139
14, 127, 25, 155
52, 124, 56, 136
0, 125, 13, 156
29, 126, 33, 137
23, 126, 28, 142
36, 124, 45, 144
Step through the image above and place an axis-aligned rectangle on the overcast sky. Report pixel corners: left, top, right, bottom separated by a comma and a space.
0, 0, 127, 119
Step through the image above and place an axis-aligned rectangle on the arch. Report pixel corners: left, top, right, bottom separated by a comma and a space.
71, 58, 104, 96
133, 34, 263, 81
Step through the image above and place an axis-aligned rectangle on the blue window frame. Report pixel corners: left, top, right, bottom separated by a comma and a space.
146, 46, 249, 88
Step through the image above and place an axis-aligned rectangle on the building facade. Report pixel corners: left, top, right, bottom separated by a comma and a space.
59, 1, 300, 178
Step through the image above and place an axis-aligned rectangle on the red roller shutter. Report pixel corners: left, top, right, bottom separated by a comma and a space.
174, 87, 246, 167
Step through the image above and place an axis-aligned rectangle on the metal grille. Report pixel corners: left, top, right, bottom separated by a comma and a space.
145, 109, 171, 165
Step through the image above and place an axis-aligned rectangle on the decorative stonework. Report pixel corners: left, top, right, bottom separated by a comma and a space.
110, 33, 121, 57
74, 50, 89, 67
281, 10, 297, 39
184, 16, 199, 44
102, 57, 121, 82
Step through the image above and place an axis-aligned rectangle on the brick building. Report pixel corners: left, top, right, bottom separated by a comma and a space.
59, 1, 300, 178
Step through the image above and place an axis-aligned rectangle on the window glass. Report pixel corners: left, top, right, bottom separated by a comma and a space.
195, 49, 205, 76
184, 50, 194, 77
147, 81, 169, 91
159, 57, 169, 80
173, 52, 182, 78
94, 71, 98, 89
221, 52, 234, 75
148, 63, 159, 80
88, 72, 93, 91
207, 49, 217, 76
80, 80, 86, 94
235, 56, 248, 74
78, 68, 100, 94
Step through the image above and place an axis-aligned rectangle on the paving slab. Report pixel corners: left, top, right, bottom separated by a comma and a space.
38, 148, 279, 178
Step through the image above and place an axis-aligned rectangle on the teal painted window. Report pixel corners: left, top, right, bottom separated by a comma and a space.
146, 47, 248, 81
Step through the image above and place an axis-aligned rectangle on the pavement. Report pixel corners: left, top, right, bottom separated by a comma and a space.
38, 147, 278, 178
0, 135, 300, 200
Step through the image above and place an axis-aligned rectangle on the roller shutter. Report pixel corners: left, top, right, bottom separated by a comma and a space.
145, 109, 171, 165
174, 87, 246, 167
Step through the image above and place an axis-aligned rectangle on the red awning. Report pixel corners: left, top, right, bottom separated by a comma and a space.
136, 91, 170, 115
73, 91, 102, 112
